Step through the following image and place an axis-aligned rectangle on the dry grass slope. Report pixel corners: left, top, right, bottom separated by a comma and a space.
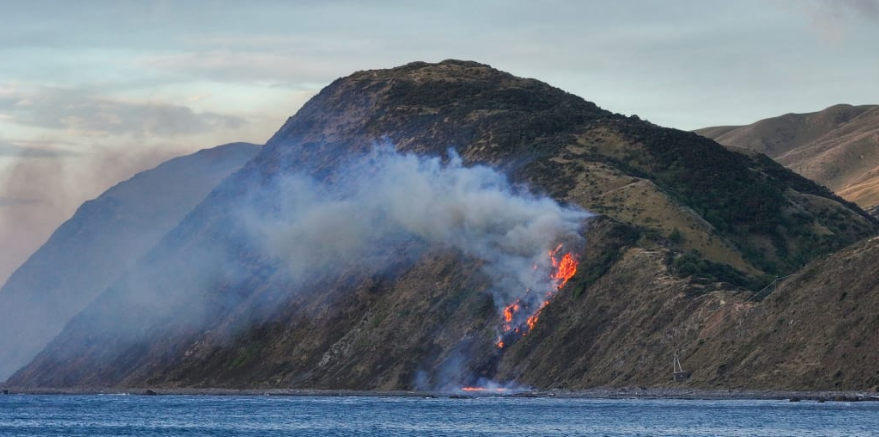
697, 104, 879, 209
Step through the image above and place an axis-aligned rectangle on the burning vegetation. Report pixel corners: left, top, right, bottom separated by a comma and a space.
496, 244, 579, 349
460, 243, 580, 393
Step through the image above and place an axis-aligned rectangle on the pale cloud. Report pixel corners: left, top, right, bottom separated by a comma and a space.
0, 86, 246, 138
136, 51, 351, 84
179, 33, 378, 54
0, 140, 79, 158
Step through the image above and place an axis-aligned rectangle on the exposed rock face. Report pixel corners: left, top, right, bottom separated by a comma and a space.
0, 143, 259, 380
697, 104, 879, 209
7, 61, 876, 391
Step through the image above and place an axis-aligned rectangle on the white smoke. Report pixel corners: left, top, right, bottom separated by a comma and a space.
244, 144, 591, 313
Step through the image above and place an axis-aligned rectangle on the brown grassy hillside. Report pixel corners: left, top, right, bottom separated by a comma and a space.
697, 104, 879, 209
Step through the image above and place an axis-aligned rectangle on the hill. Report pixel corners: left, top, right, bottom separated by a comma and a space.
6, 61, 876, 391
0, 143, 259, 380
696, 104, 879, 209
682, 234, 879, 390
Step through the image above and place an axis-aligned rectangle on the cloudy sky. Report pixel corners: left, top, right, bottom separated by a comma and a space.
1, 0, 878, 284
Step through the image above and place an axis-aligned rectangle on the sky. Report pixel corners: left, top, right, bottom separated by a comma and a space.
1, 0, 878, 284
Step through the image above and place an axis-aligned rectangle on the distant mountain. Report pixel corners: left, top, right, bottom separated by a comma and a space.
0, 142, 259, 380
696, 104, 879, 209
7, 61, 876, 391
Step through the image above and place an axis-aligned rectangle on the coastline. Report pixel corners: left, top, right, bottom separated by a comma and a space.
2, 386, 878, 402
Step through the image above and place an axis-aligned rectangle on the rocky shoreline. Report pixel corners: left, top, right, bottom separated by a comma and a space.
2, 386, 877, 402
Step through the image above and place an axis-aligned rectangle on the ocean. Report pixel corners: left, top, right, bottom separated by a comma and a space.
1, 394, 877, 436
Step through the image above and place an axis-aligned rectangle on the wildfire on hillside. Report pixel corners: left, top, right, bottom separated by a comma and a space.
496, 244, 578, 349
457, 245, 579, 394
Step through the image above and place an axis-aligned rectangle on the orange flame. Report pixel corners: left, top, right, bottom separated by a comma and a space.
461, 386, 507, 393
525, 300, 548, 331
503, 301, 520, 326
496, 244, 578, 348
550, 244, 578, 290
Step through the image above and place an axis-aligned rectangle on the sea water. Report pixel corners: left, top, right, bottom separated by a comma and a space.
0, 394, 877, 436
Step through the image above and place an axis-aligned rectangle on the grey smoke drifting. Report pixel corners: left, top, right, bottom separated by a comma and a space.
245, 145, 590, 317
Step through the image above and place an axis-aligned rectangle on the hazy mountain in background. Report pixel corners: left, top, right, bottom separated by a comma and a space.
7, 61, 877, 391
697, 104, 879, 209
0, 142, 259, 380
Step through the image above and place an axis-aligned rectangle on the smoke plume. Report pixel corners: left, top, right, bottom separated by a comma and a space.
245, 144, 590, 321
5, 143, 591, 388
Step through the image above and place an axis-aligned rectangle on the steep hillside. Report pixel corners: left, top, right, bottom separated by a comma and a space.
0, 143, 259, 380
696, 104, 879, 209
681, 234, 879, 390
7, 61, 876, 391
